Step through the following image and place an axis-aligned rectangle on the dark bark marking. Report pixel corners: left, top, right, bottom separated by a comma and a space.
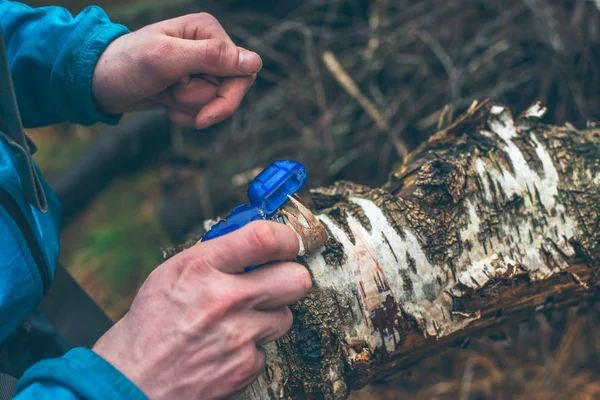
321, 224, 348, 268
405, 251, 417, 274
328, 207, 356, 245
381, 232, 399, 266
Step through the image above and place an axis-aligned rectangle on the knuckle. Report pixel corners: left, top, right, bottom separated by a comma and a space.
193, 12, 219, 26
204, 39, 230, 67
182, 250, 213, 275
248, 222, 280, 258
187, 242, 229, 274
206, 281, 245, 310
222, 322, 247, 352
177, 256, 244, 302
184, 287, 242, 331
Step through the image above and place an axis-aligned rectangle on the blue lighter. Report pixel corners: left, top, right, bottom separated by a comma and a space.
201, 160, 311, 270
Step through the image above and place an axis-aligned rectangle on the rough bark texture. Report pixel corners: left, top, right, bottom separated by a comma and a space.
238, 101, 600, 400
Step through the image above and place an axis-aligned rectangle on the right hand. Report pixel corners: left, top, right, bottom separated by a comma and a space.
92, 221, 311, 399
92, 13, 262, 129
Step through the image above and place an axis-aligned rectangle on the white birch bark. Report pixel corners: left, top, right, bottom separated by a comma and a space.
237, 101, 600, 399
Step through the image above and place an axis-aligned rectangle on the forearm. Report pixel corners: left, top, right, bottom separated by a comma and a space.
0, 1, 129, 127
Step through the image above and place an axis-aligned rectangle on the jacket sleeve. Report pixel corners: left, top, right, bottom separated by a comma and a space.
0, 1, 130, 128
13, 347, 148, 400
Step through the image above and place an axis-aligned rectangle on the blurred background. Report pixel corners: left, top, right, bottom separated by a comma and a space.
22, 0, 600, 398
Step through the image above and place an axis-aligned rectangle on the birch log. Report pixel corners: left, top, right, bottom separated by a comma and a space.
237, 101, 600, 400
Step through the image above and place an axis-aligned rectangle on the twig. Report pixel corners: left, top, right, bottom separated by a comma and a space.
412, 28, 455, 79
461, 3, 525, 58
437, 104, 455, 130
322, 50, 408, 157
302, 26, 333, 152
364, 0, 389, 60
322, 50, 388, 130
227, 24, 294, 68
459, 357, 475, 400
519, 308, 586, 399
411, 28, 459, 102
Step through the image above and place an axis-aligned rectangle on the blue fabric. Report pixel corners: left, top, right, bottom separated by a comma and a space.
0, 138, 61, 343
0, 0, 130, 127
0, 2, 147, 399
14, 348, 147, 400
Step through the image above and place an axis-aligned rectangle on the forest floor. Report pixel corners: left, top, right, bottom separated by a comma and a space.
23, 0, 600, 398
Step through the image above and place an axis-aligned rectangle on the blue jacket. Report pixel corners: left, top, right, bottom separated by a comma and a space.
0, 1, 146, 398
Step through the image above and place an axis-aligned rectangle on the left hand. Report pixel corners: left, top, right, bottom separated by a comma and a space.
91, 13, 262, 129
92, 221, 310, 399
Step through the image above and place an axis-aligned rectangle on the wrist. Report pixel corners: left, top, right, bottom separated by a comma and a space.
91, 313, 175, 400
91, 34, 129, 116
91, 314, 141, 387
74, 20, 130, 123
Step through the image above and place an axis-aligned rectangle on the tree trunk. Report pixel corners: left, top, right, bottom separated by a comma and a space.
238, 101, 600, 399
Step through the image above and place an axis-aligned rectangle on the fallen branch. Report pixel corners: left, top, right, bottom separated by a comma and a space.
237, 101, 600, 399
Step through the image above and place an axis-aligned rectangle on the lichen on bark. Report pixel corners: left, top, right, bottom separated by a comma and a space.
239, 101, 600, 400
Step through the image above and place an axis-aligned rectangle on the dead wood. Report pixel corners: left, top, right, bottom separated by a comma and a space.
235, 102, 600, 399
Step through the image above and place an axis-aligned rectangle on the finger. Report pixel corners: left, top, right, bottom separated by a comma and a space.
193, 73, 220, 86
254, 307, 293, 346
189, 220, 300, 274
242, 262, 312, 310
255, 345, 267, 375
172, 76, 219, 112
168, 37, 262, 79
229, 308, 292, 348
168, 109, 196, 127
240, 345, 267, 389
195, 75, 256, 129
121, 76, 218, 116
228, 344, 267, 394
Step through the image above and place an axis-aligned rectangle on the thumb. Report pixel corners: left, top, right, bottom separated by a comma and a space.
169, 38, 262, 78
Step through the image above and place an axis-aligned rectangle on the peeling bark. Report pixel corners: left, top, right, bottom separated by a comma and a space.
238, 101, 600, 400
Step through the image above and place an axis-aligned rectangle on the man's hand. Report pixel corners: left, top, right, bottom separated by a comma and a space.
92, 221, 311, 400
91, 13, 262, 129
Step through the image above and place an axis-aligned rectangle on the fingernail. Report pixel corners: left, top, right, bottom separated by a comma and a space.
238, 50, 262, 74
196, 115, 215, 130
